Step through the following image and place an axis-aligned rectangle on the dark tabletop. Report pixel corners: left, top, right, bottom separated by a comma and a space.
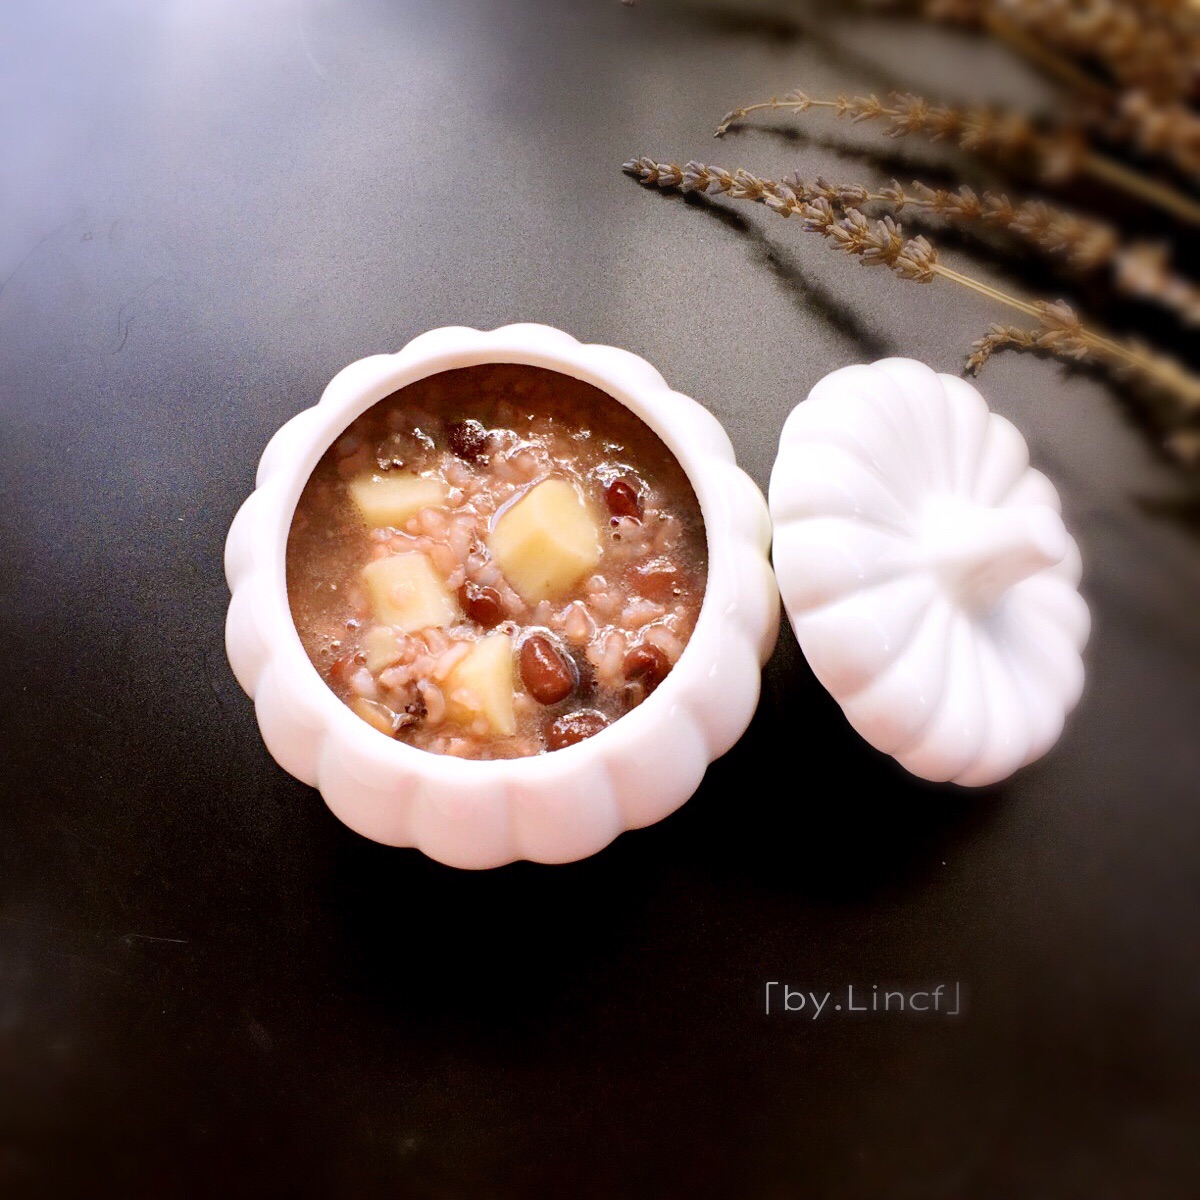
2, 1, 1199, 1197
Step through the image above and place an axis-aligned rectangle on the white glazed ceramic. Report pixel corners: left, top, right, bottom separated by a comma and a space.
225, 324, 779, 867
769, 358, 1090, 787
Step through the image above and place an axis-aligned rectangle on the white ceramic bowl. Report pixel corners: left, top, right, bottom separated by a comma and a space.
225, 324, 779, 868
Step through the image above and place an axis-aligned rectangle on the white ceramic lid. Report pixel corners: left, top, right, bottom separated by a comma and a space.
769, 358, 1090, 787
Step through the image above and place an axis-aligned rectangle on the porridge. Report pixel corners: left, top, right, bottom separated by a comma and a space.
286, 364, 708, 758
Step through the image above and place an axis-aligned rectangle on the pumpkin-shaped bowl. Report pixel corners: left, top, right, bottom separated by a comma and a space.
769, 358, 1090, 787
225, 324, 779, 868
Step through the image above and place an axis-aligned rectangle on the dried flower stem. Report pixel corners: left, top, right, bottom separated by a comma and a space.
917, 0, 1200, 102
624, 156, 1200, 416
876, 1, 1200, 178
809, 176, 1200, 326
982, 9, 1113, 101
1080, 134, 1200, 213
871, 180, 1115, 263
714, 92, 1200, 225
889, 2, 1200, 182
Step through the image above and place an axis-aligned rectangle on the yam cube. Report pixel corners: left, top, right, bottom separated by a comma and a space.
362, 553, 461, 632
489, 478, 602, 603
445, 634, 516, 736
349, 472, 448, 528
363, 625, 404, 673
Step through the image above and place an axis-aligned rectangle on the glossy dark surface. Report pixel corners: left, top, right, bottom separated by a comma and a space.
2, 2, 1198, 1196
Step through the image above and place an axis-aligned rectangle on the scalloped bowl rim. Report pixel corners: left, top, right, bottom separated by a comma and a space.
224, 324, 779, 861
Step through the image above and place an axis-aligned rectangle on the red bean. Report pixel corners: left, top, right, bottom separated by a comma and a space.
632, 559, 681, 602
605, 478, 642, 520
520, 634, 575, 705
545, 709, 609, 751
459, 582, 504, 629
447, 419, 491, 462
623, 644, 670, 695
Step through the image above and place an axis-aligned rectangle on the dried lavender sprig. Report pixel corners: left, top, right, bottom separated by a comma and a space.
1167, 429, 1200, 468
1104, 92, 1200, 183
966, 305, 1200, 443
667, 163, 1200, 325
935, 0, 1200, 102
974, 7, 1112, 100
624, 158, 939, 282
1112, 243, 1200, 328
867, 1, 1200, 180
856, 178, 1200, 326
714, 91, 1200, 226
966, 302, 1092, 374
1063, 3, 1197, 99
759, 174, 1116, 270
623, 157, 1200, 424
